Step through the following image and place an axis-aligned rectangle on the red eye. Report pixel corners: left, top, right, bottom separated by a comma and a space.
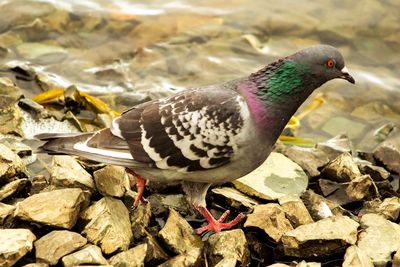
326, 59, 335, 68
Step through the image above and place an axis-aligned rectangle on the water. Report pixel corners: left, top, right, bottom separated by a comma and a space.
0, 0, 399, 151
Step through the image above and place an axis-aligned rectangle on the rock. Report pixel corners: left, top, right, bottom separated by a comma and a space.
393, 249, 400, 267
301, 190, 340, 220
22, 263, 49, 267
0, 178, 29, 201
29, 175, 48, 195
159, 208, 203, 254
244, 204, 293, 242
281, 216, 359, 258
278, 195, 313, 227
143, 235, 169, 264
61, 245, 108, 267
359, 197, 400, 221
316, 134, 352, 159
322, 117, 366, 140
109, 243, 147, 267
157, 248, 202, 267
0, 229, 36, 267
296, 261, 321, 267
233, 152, 308, 200
0, 89, 23, 136
50, 155, 95, 192
15, 188, 86, 229
318, 175, 374, 205
35, 230, 87, 265
131, 202, 152, 240
214, 257, 237, 267
0, 202, 15, 226
284, 146, 330, 178
0, 143, 26, 182
206, 229, 249, 266
359, 163, 390, 181
321, 153, 361, 182
148, 194, 190, 216
93, 165, 127, 197
211, 187, 259, 210
343, 245, 374, 267
374, 142, 400, 174
268, 264, 291, 267
80, 197, 133, 254
357, 213, 400, 266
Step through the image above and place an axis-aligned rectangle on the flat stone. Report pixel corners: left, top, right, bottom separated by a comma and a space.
322, 117, 366, 140
93, 165, 127, 197
0, 178, 29, 201
321, 153, 361, 182
284, 146, 330, 178
50, 155, 95, 192
206, 229, 249, 266
0, 229, 36, 267
343, 245, 374, 267
233, 152, 308, 200
360, 197, 400, 221
357, 213, 400, 266
359, 163, 390, 181
244, 204, 293, 242
0, 202, 15, 226
15, 188, 86, 229
0, 143, 26, 182
374, 142, 400, 174
80, 197, 133, 254
157, 248, 202, 267
281, 216, 359, 258
319, 175, 374, 205
61, 245, 108, 267
109, 243, 147, 267
316, 134, 352, 160
35, 230, 87, 265
278, 195, 314, 227
211, 187, 260, 210
159, 208, 203, 254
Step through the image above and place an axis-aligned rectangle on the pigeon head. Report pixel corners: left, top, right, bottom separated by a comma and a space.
289, 44, 355, 85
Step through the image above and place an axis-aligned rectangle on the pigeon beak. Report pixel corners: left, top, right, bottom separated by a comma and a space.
339, 66, 355, 84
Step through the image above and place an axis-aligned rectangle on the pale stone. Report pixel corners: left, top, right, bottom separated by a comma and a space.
157, 248, 202, 267
15, 188, 86, 229
343, 245, 374, 267
0, 144, 26, 182
61, 245, 108, 267
0, 178, 29, 201
0, 229, 36, 267
233, 152, 308, 200
109, 243, 147, 267
0, 202, 15, 225
93, 165, 127, 197
278, 195, 313, 227
211, 187, 259, 209
321, 153, 361, 182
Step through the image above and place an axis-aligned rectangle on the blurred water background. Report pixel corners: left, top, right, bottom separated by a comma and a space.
0, 0, 399, 151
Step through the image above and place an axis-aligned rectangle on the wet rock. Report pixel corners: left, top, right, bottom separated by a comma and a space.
0, 229, 36, 267
0, 143, 26, 182
278, 195, 313, 227
0, 202, 15, 226
359, 197, 400, 221
211, 187, 259, 210
281, 216, 359, 258
0, 178, 28, 201
319, 175, 374, 205
321, 153, 361, 182
343, 245, 374, 267
15, 188, 86, 229
316, 134, 352, 159
374, 142, 400, 174
359, 163, 390, 181
284, 146, 330, 178
158, 248, 202, 267
131, 202, 152, 240
159, 208, 203, 254
244, 204, 293, 242
233, 152, 308, 200
61, 245, 108, 267
148, 194, 190, 216
50, 155, 95, 193
206, 229, 248, 266
357, 214, 400, 266
35, 230, 87, 265
93, 165, 127, 197
109, 243, 147, 267
80, 197, 133, 254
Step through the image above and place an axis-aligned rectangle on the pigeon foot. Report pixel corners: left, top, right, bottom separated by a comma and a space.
195, 206, 245, 235
126, 168, 147, 208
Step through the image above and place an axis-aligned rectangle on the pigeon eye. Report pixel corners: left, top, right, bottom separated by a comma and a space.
326, 59, 335, 68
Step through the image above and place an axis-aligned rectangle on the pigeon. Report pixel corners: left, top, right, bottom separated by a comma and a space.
36, 44, 355, 234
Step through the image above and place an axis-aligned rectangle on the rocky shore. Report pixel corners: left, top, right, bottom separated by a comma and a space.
1, 77, 400, 266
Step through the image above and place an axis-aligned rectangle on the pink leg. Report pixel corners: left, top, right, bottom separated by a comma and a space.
126, 168, 146, 208
194, 205, 245, 235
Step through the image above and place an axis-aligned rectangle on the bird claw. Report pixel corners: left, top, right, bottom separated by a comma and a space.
194, 206, 245, 235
